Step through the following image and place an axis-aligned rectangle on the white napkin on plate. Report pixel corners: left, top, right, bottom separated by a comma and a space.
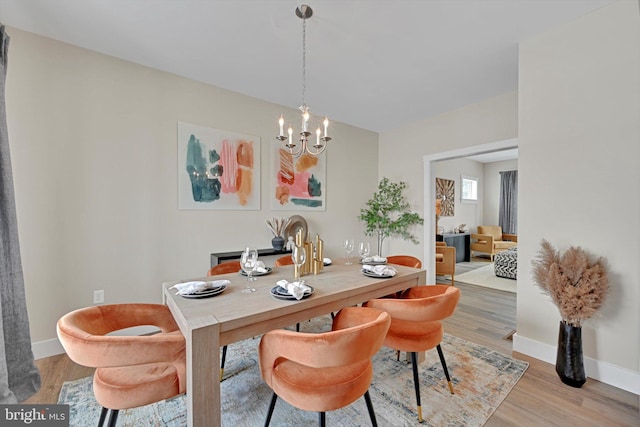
362, 255, 387, 263
170, 280, 230, 295
362, 264, 397, 276
276, 279, 311, 300
254, 260, 268, 274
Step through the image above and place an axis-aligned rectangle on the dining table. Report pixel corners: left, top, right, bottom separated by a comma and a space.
162, 258, 426, 427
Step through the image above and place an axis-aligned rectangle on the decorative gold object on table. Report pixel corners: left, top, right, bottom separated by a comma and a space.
293, 229, 324, 278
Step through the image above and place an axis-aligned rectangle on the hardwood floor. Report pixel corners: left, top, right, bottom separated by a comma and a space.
25, 280, 639, 426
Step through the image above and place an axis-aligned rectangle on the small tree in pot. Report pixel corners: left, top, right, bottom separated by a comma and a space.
359, 178, 423, 256
531, 239, 609, 387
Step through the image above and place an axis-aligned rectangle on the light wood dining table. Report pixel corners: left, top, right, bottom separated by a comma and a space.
162, 259, 426, 427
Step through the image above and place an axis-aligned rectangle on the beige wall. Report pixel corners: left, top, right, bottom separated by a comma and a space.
433, 158, 484, 234
5, 28, 378, 347
380, 0, 639, 392
516, 0, 639, 377
379, 91, 518, 258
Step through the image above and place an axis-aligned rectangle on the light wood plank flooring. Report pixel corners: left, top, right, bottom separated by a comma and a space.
25, 278, 639, 426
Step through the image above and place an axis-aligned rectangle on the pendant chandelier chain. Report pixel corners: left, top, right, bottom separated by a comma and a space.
301, 16, 306, 109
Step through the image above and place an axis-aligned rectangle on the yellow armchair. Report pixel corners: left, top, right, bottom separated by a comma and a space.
470, 225, 517, 261
435, 244, 456, 285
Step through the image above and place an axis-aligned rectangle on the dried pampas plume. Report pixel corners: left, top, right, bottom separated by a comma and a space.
531, 239, 609, 327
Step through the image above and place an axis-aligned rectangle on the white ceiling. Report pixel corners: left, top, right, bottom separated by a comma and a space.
0, 0, 613, 133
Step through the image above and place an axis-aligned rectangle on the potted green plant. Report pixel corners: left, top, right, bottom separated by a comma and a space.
531, 239, 609, 387
359, 178, 424, 256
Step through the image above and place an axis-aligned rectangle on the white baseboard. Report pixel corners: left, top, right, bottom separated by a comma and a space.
32, 338, 65, 360
32, 326, 160, 360
513, 333, 640, 395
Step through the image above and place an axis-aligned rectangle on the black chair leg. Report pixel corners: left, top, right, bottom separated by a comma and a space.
264, 392, 278, 427
410, 352, 423, 423
363, 390, 378, 427
220, 345, 228, 380
296, 323, 300, 332
107, 409, 119, 427
319, 412, 326, 427
97, 407, 108, 427
436, 344, 455, 394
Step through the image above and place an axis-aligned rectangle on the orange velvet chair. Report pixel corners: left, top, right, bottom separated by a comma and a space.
274, 255, 294, 267
364, 285, 461, 423
259, 306, 391, 426
207, 260, 241, 276
386, 255, 422, 269
56, 304, 185, 427
435, 244, 456, 285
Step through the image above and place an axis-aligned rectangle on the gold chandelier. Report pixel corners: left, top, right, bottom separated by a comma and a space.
276, 4, 331, 157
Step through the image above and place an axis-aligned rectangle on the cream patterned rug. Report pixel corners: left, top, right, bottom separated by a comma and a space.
58, 317, 527, 426
456, 264, 517, 293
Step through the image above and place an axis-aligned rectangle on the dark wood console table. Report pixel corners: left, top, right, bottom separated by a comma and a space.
211, 248, 290, 267
436, 232, 470, 263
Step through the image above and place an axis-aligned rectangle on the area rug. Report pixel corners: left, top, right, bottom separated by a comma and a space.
455, 264, 517, 293
58, 317, 528, 426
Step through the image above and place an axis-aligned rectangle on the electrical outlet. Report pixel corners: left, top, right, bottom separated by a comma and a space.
93, 290, 104, 304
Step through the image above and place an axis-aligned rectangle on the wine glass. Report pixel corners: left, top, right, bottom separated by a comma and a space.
291, 246, 306, 281
240, 247, 258, 293
343, 239, 354, 265
358, 241, 370, 261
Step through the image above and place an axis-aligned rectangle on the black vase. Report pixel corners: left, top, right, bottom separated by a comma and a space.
271, 236, 285, 251
555, 321, 586, 388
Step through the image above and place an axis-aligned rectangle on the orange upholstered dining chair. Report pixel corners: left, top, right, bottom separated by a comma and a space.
56, 304, 186, 427
364, 285, 461, 423
207, 260, 241, 276
386, 255, 422, 268
259, 306, 391, 426
274, 255, 294, 267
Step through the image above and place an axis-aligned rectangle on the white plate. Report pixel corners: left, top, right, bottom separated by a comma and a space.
239, 267, 273, 276
180, 285, 227, 299
362, 270, 394, 279
359, 259, 387, 265
270, 285, 314, 300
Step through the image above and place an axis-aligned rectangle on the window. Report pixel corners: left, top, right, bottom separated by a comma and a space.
461, 175, 478, 203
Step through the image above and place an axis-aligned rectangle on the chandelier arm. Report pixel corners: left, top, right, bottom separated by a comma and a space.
305, 143, 327, 156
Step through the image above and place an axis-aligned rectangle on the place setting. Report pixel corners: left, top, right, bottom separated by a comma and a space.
170, 279, 230, 299
355, 241, 388, 266
239, 260, 272, 276
361, 264, 397, 279
270, 245, 314, 301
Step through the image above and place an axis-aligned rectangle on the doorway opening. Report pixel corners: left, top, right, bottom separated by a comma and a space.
421, 138, 518, 285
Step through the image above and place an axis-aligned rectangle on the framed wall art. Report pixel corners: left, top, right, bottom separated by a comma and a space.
270, 145, 326, 211
178, 122, 261, 210
435, 177, 455, 216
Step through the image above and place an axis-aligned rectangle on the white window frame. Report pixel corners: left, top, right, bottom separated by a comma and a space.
460, 175, 478, 203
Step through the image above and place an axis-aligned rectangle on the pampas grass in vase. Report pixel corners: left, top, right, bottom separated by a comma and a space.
531, 239, 609, 387
266, 217, 291, 251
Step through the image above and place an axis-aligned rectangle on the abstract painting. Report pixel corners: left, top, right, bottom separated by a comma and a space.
271, 145, 326, 211
178, 122, 260, 210
436, 177, 455, 216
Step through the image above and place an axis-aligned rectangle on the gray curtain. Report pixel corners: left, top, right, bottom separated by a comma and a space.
498, 170, 518, 235
0, 24, 41, 403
